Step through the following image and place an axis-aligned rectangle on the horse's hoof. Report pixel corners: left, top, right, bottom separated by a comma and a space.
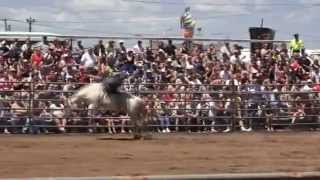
133, 135, 142, 140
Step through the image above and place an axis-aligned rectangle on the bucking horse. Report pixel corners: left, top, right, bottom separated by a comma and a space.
66, 72, 149, 139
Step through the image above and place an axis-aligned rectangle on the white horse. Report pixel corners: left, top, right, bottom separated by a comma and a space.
66, 82, 148, 139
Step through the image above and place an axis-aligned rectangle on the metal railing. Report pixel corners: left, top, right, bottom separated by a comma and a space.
0, 81, 320, 134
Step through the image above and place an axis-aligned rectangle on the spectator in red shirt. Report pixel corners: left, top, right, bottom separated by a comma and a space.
31, 48, 43, 68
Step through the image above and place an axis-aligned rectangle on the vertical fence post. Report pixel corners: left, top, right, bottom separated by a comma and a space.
27, 80, 34, 133
184, 84, 187, 132
32, 80, 35, 132
230, 81, 236, 132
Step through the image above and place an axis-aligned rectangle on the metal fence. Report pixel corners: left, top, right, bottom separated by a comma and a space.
0, 80, 320, 134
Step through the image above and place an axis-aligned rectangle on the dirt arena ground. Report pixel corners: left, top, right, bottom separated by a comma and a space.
0, 132, 320, 178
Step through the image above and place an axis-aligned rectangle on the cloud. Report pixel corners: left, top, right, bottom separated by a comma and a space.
0, 0, 254, 35
0, 0, 319, 48
283, 4, 320, 23
0, 1, 145, 34
63, 0, 119, 11
185, 0, 250, 14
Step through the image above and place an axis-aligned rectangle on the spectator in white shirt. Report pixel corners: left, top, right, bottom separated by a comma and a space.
133, 40, 144, 54
301, 79, 313, 92
81, 48, 97, 69
311, 67, 320, 83
220, 42, 232, 58
49, 100, 66, 132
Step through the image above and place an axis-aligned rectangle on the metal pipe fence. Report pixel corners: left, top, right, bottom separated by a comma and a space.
1, 81, 320, 134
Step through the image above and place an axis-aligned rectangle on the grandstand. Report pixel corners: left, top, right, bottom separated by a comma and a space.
1, 30, 320, 135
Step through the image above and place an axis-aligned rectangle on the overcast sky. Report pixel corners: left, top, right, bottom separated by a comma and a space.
0, 0, 320, 48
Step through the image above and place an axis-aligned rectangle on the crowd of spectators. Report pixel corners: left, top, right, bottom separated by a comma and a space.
1, 34, 320, 134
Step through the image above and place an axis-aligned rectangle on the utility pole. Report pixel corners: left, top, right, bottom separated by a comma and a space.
26, 17, 35, 32
4, 18, 7, 31
1, 18, 8, 31
7, 24, 11, 31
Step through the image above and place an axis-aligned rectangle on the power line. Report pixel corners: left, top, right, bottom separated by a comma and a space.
8, 19, 25, 23
36, 18, 174, 24
1, 17, 176, 33
24, 13, 248, 24
32, 22, 160, 37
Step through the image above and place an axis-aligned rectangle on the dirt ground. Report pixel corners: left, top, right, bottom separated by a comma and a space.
0, 132, 320, 178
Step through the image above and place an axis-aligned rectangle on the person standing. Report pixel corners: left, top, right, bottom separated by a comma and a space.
133, 40, 144, 54
289, 33, 304, 57
180, 7, 196, 51
80, 48, 97, 69
165, 40, 176, 57
180, 7, 196, 38
94, 40, 106, 57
